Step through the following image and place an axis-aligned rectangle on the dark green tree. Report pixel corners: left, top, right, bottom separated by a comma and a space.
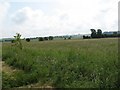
49, 36, 54, 40
39, 37, 44, 41
26, 38, 30, 42
90, 29, 97, 38
68, 36, 72, 39
97, 29, 102, 38
44, 37, 48, 40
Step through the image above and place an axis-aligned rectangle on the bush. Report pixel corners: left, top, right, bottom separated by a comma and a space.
49, 36, 54, 40
83, 35, 91, 39
44, 37, 49, 40
39, 37, 44, 41
26, 38, 30, 42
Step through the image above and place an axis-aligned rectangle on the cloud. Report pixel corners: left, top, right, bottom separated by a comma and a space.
10, 0, 57, 3
11, 7, 29, 24
0, 1, 9, 21
11, 6, 77, 37
2, 0, 119, 38
0, 0, 10, 38
10, 7, 60, 37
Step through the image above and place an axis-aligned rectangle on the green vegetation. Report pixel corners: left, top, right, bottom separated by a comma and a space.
12, 33, 23, 50
2, 38, 119, 88
90, 29, 102, 38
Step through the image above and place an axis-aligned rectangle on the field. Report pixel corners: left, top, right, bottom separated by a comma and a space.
2, 38, 120, 88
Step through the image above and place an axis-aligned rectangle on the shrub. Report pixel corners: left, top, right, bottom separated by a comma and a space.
49, 36, 54, 40
26, 38, 30, 42
13, 33, 23, 50
39, 37, 44, 41
44, 37, 49, 40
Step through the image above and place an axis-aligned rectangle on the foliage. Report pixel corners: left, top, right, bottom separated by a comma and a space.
44, 37, 49, 40
2, 38, 119, 88
39, 37, 44, 41
49, 36, 54, 40
90, 29, 103, 38
26, 38, 30, 42
90, 29, 119, 38
13, 33, 23, 50
68, 36, 72, 39
97, 29, 102, 38
90, 29, 97, 38
83, 35, 91, 39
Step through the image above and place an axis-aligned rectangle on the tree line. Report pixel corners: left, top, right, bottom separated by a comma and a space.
83, 29, 120, 39
10, 29, 119, 43
25, 36, 72, 42
25, 36, 54, 42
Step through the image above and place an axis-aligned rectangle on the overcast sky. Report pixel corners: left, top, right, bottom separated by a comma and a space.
0, 0, 118, 38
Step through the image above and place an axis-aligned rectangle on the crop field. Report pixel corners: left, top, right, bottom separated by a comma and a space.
2, 38, 120, 88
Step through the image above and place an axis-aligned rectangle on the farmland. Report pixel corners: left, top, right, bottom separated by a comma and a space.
2, 38, 120, 88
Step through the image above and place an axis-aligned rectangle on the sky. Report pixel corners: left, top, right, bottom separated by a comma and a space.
0, 0, 119, 38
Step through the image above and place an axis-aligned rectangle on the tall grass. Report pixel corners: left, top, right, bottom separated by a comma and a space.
2, 38, 119, 88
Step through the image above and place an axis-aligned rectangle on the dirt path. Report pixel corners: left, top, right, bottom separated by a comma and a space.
2, 61, 53, 88
1, 61, 22, 75
0, 61, 2, 72
19, 83, 53, 88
